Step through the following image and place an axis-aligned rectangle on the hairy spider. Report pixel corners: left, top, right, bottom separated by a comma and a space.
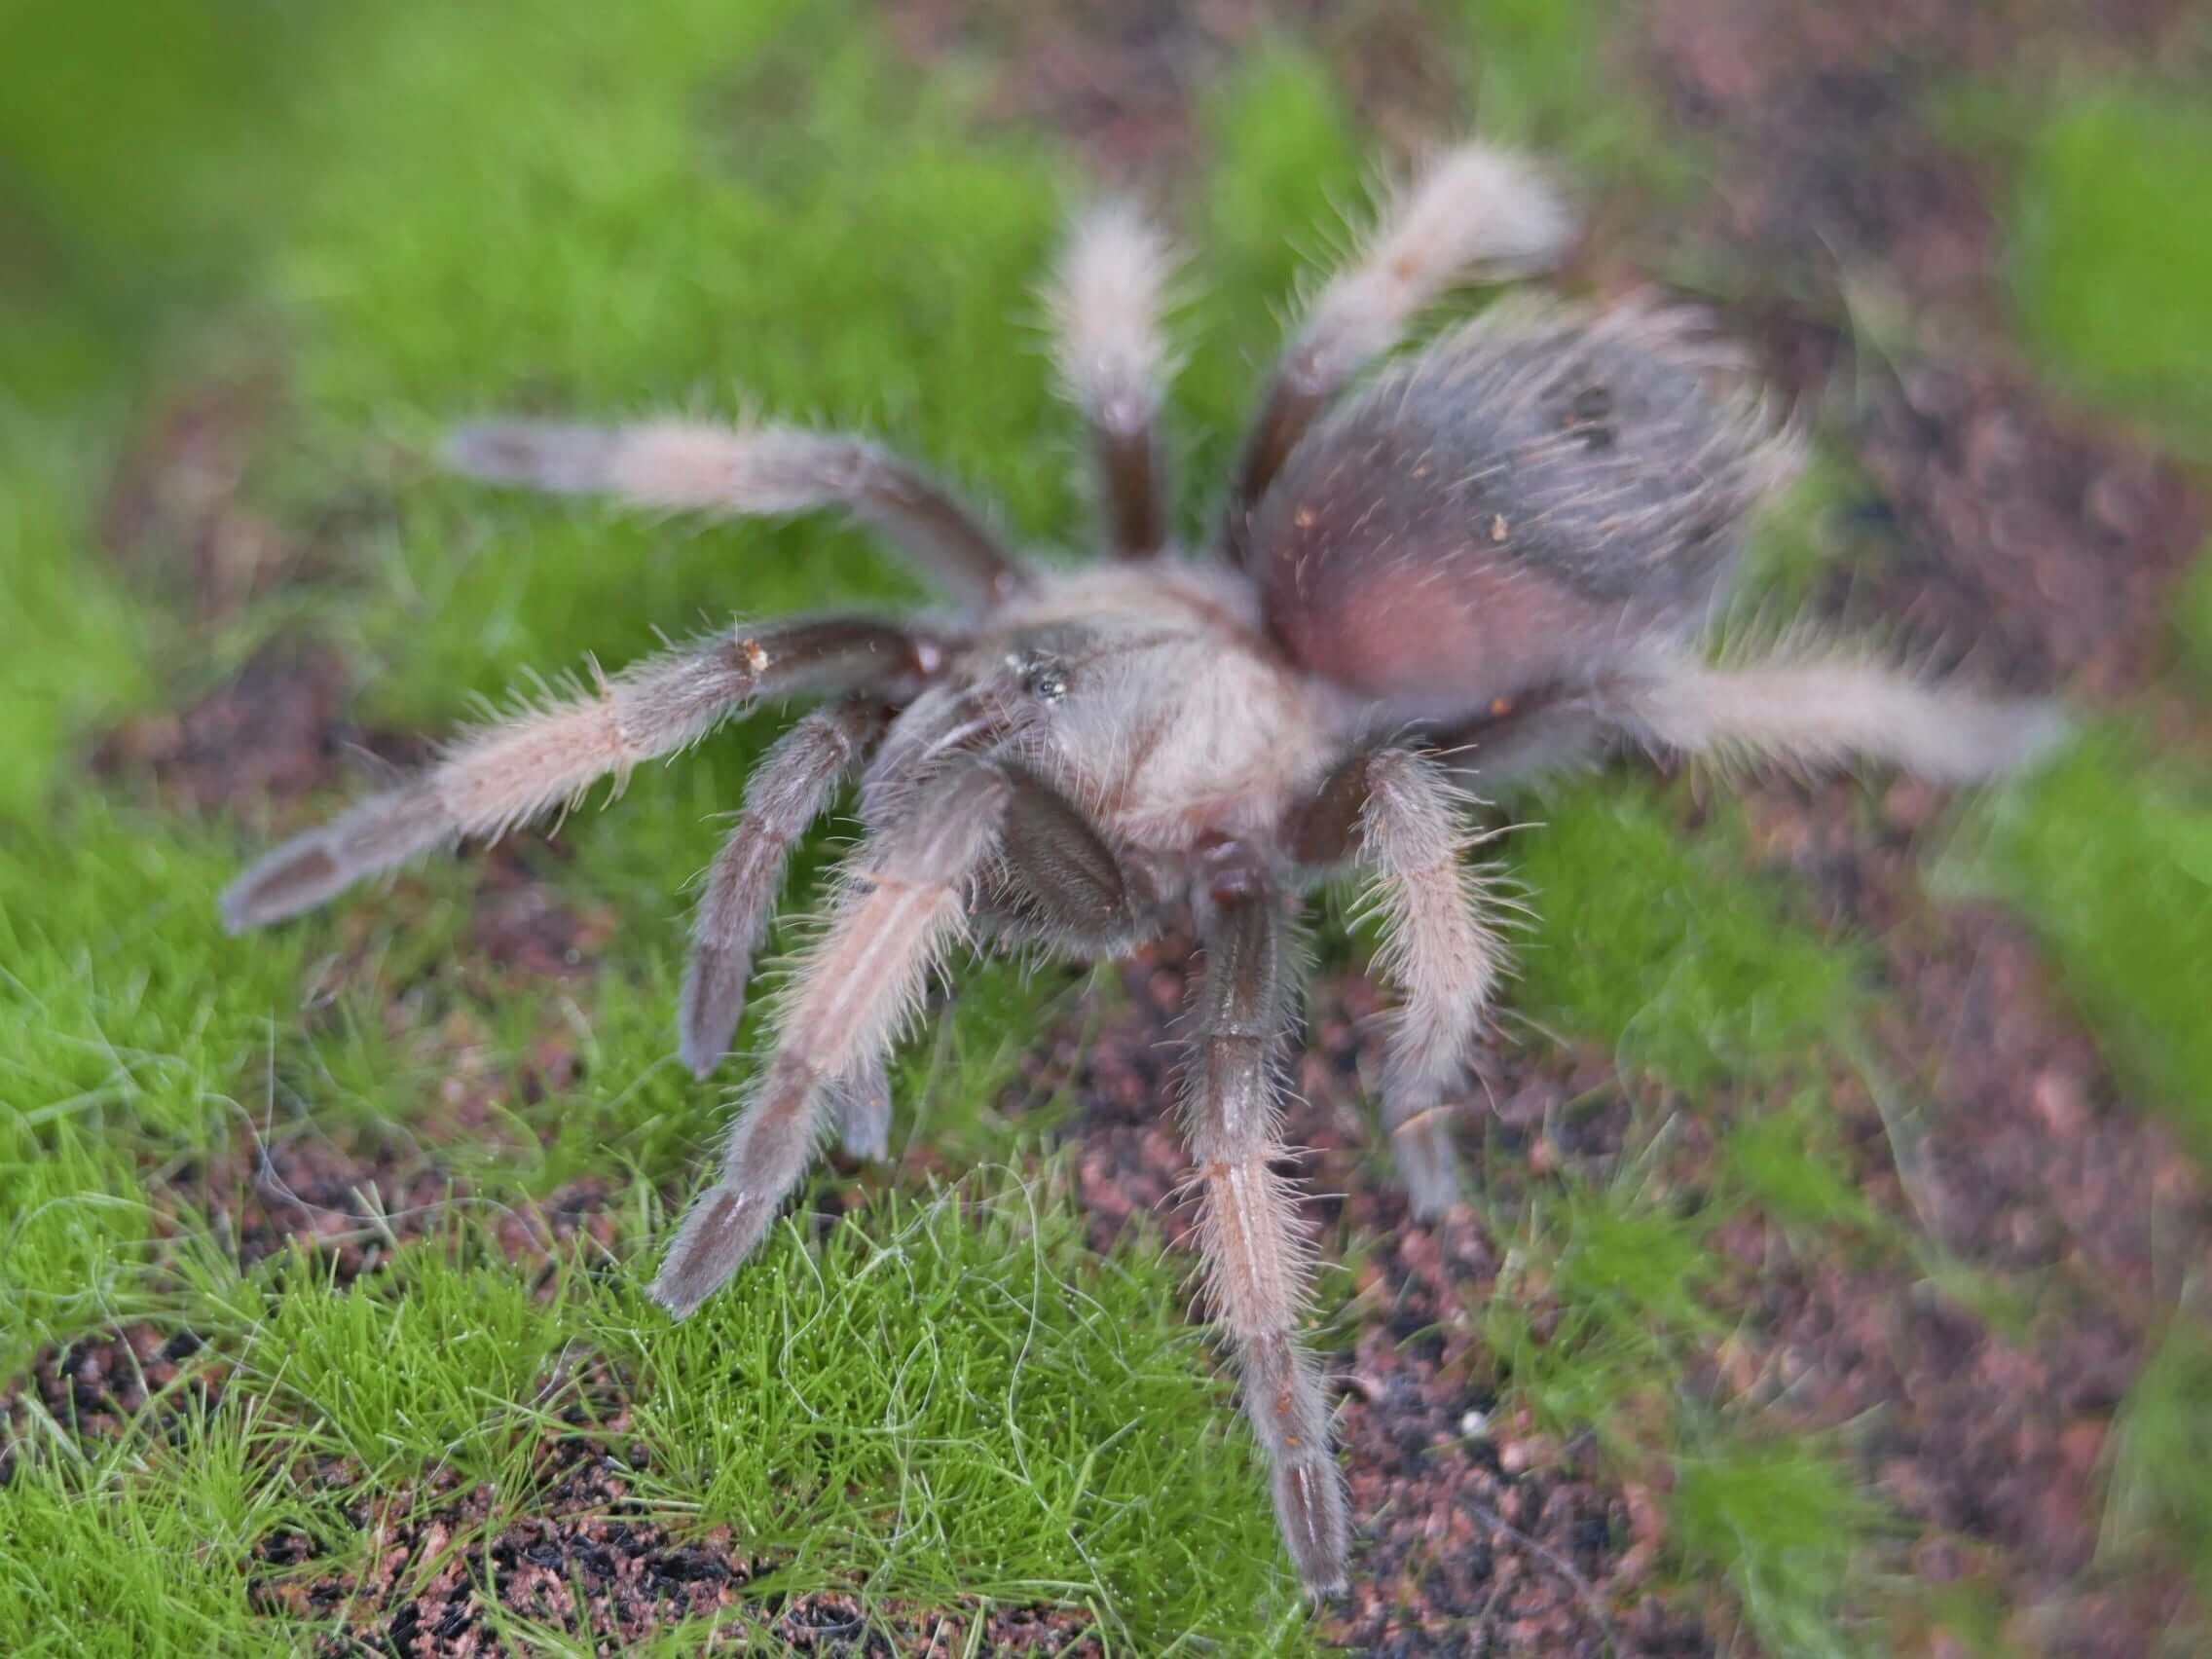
223, 143, 2062, 1595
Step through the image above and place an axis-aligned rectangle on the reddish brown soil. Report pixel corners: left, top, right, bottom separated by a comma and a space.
99, 372, 304, 626
883, 0, 1458, 183
92, 638, 360, 815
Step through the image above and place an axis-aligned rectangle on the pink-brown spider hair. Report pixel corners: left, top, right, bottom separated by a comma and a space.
223, 141, 2064, 1596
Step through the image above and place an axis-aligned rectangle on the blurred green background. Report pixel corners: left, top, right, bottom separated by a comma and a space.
3, 0, 2209, 1651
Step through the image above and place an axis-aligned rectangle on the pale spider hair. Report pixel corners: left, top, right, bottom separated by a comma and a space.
223, 142, 2064, 1596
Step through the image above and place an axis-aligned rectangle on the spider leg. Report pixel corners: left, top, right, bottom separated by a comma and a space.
682, 697, 894, 1079
1291, 750, 1506, 1218
1611, 650, 2069, 783
1221, 141, 1571, 564
826, 1051, 893, 1162
651, 758, 1012, 1317
446, 419, 1027, 609
1427, 682, 1612, 793
1050, 203, 1178, 558
1183, 847, 1348, 1595
222, 615, 935, 933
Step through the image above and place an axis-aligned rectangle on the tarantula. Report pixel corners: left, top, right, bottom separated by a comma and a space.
223, 143, 2061, 1595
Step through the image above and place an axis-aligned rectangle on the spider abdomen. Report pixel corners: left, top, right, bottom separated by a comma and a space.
1252, 301, 1795, 725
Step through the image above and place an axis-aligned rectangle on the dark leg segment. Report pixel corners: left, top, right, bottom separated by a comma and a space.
1094, 424, 1167, 559
681, 698, 893, 1078
1048, 203, 1176, 559
1426, 683, 1611, 792
652, 759, 1012, 1318
1184, 855, 1348, 1594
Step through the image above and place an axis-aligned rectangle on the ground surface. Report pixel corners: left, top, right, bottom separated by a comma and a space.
4, 0, 2210, 1653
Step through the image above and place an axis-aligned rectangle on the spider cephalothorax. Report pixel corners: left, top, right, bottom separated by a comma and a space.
224, 143, 2061, 1595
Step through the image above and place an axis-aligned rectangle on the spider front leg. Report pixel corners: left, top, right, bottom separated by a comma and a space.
1292, 749, 1507, 1219
1184, 848, 1348, 1595
1050, 203, 1178, 558
651, 757, 1013, 1317
223, 615, 938, 932
1431, 682, 1612, 792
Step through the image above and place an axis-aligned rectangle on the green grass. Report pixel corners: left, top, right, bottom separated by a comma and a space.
2, 1180, 1305, 1653
1939, 731, 2212, 1160
2182, 544, 2212, 693
8, 0, 2212, 1647
1509, 777, 1861, 1090
2009, 93, 2212, 453
1673, 1438, 1888, 1659
1453, 0, 1703, 196
0, 1393, 330, 1656
1483, 1162, 1719, 1442
1717, 1091, 1881, 1237
2104, 1314, 2212, 1604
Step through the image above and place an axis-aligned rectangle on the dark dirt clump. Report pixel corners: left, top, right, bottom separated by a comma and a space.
91, 634, 619, 986
886, 0, 1459, 185
1711, 1222, 2192, 1658
92, 637, 361, 815
99, 372, 306, 626
257, 1438, 1107, 1655
1844, 361, 2202, 698
462, 844, 621, 983
0, 1324, 218, 1477
164, 1131, 464, 1287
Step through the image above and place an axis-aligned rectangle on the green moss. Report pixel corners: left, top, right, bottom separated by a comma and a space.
1673, 1438, 1886, 1659
2010, 93, 2212, 451
6, 1184, 1311, 1650
0, 0, 338, 404
1939, 731, 2212, 1158
2180, 544, 2212, 692
595, 1182, 1309, 1643
2105, 1318, 2212, 1603
0, 1397, 325, 1656
1453, 0, 1699, 195
1509, 778, 1861, 1089
0, 1116, 154, 1379
1719, 1092, 1881, 1236
1178, 52, 1366, 496
0, 419, 157, 816
1482, 1166, 1719, 1440
1719, 447, 1880, 643
224, 1247, 571, 1479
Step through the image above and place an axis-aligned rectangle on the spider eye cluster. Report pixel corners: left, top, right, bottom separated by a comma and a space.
1008, 647, 1071, 706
